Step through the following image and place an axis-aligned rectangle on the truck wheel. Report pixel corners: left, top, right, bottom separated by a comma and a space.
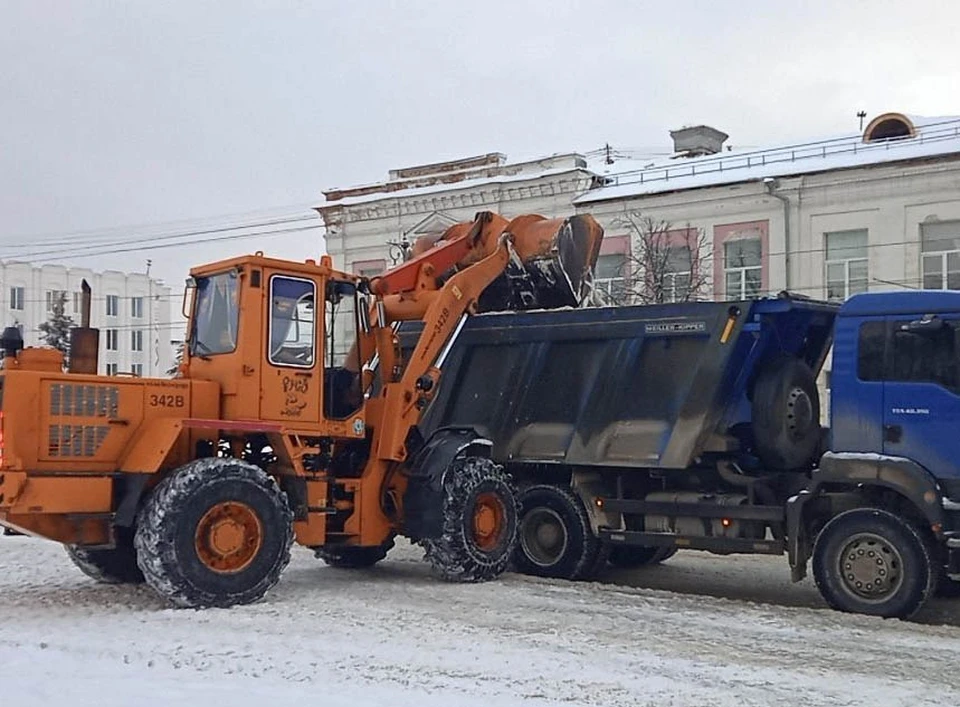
422, 457, 518, 583
812, 508, 935, 618
134, 458, 293, 608
513, 484, 604, 580
752, 354, 821, 470
65, 526, 144, 584
607, 545, 677, 569
315, 538, 395, 568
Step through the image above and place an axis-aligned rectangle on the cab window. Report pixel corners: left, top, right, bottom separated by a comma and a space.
268, 276, 315, 367
191, 270, 240, 356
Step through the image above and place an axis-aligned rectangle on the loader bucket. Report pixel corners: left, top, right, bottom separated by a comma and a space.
477, 213, 604, 312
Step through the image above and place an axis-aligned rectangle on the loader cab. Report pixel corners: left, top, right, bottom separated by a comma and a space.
830, 291, 960, 487
184, 256, 367, 437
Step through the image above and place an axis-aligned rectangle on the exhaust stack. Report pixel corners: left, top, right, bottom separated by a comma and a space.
68, 280, 100, 374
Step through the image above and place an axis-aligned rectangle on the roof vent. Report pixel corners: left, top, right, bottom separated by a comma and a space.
863, 112, 916, 142
669, 125, 729, 158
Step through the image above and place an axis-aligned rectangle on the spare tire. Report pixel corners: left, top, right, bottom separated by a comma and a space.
751, 354, 821, 471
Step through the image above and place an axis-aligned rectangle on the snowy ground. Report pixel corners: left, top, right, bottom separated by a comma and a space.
2, 534, 959, 706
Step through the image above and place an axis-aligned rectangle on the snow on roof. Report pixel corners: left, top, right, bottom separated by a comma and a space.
317, 164, 592, 209
575, 117, 960, 205
574, 118, 960, 204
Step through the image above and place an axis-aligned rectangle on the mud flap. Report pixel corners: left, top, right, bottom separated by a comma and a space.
402, 427, 493, 540
787, 452, 944, 582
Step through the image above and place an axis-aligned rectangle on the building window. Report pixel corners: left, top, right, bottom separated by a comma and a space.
105, 329, 119, 351
131, 330, 143, 352
595, 253, 628, 303
131, 363, 143, 377
664, 246, 694, 303
46, 290, 67, 312
724, 239, 762, 299
9, 287, 24, 311
73, 292, 82, 315
105, 362, 118, 376
353, 260, 387, 279
131, 297, 144, 319
106, 294, 119, 317
825, 229, 869, 301
921, 221, 960, 290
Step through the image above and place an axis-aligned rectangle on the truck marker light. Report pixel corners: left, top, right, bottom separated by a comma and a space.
720, 306, 740, 344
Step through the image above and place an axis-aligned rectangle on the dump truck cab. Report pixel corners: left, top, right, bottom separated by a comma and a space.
829, 290, 960, 498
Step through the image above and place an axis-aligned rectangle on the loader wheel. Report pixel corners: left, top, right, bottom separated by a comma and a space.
751, 354, 821, 471
607, 545, 677, 569
422, 457, 518, 583
812, 508, 935, 618
513, 484, 605, 580
134, 458, 293, 608
65, 526, 144, 584
315, 538, 395, 568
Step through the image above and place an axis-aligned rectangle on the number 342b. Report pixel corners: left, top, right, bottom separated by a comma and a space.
149, 394, 185, 408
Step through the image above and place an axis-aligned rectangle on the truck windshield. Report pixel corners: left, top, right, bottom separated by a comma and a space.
190, 270, 240, 356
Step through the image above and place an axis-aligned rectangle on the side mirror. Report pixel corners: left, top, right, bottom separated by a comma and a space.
900, 315, 946, 337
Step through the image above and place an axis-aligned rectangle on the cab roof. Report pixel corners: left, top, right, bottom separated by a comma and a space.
839, 290, 960, 317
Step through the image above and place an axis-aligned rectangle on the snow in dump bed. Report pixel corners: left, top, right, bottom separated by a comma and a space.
2, 535, 960, 706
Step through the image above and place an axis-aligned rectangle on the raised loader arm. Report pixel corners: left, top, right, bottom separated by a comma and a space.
362, 210, 604, 462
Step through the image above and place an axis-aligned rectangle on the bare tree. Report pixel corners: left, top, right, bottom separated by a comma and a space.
607, 213, 711, 305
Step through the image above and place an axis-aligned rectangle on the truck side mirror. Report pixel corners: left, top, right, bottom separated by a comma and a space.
900, 315, 946, 337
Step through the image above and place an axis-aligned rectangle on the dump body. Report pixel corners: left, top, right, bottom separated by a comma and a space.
404, 296, 837, 471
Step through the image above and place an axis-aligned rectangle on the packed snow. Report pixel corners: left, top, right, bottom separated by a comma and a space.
2, 534, 959, 706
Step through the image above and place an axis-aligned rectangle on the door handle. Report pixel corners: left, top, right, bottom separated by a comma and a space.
884, 424, 902, 443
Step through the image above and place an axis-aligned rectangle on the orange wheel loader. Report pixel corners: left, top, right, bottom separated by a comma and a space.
0, 211, 603, 607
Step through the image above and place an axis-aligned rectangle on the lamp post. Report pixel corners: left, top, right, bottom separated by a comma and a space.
386, 234, 412, 265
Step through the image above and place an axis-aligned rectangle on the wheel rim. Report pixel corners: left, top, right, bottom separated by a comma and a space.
520, 507, 568, 568
786, 386, 814, 438
194, 501, 264, 574
836, 531, 904, 603
471, 492, 508, 553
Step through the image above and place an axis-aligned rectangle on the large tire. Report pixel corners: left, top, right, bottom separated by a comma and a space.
134, 458, 293, 608
65, 526, 145, 584
513, 484, 605, 580
812, 508, 935, 618
422, 457, 518, 583
315, 538, 395, 568
752, 354, 821, 471
607, 545, 677, 569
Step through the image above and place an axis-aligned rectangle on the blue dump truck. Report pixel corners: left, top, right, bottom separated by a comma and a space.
402, 291, 960, 618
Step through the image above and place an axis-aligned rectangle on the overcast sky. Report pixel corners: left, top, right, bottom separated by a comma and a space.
2, 0, 958, 288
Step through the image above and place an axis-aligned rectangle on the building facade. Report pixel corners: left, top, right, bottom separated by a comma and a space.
0, 261, 174, 377
575, 113, 960, 309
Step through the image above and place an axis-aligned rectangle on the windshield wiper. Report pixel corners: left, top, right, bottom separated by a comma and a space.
191, 339, 213, 361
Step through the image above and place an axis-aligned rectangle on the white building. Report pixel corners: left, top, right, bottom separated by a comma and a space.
574, 113, 960, 306
0, 261, 174, 377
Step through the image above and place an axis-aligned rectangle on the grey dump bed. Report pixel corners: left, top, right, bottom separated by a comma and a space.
400, 297, 837, 471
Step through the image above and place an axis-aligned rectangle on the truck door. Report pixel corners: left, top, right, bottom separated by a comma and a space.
260, 273, 321, 424
882, 315, 960, 477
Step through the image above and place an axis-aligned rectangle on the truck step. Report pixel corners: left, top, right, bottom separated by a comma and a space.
599, 529, 785, 556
